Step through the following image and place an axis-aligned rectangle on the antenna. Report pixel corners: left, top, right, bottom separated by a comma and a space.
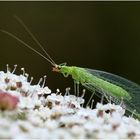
14, 15, 56, 65
1, 29, 55, 66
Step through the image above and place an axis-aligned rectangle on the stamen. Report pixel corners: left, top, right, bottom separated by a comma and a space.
101, 94, 104, 104
56, 88, 60, 95
42, 75, 47, 88
6, 64, 9, 73
12, 64, 17, 74
25, 73, 29, 80
21, 68, 25, 76
65, 87, 71, 96
81, 89, 86, 98
81, 103, 84, 108
37, 77, 43, 85
91, 99, 94, 109
30, 77, 33, 84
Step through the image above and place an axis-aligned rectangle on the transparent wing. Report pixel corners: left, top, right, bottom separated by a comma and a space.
85, 68, 140, 115
86, 69, 140, 93
83, 82, 140, 120
83, 83, 103, 99
83, 82, 120, 104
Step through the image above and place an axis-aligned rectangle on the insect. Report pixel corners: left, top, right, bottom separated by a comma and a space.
1, 16, 140, 119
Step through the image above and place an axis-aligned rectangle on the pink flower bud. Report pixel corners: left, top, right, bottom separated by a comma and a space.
0, 92, 19, 110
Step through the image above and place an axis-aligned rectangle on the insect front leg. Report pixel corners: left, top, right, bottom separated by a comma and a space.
62, 72, 69, 78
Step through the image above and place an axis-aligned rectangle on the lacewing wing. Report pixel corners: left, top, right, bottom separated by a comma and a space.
85, 68, 140, 118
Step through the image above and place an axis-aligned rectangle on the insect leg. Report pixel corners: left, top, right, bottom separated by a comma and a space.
103, 93, 110, 102
77, 82, 80, 97
99, 90, 119, 104
73, 80, 80, 97
86, 89, 95, 108
62, 73, 69, 78
74, 80, 77, 96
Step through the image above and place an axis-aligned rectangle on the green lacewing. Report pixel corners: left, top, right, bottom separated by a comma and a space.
1, 16, 140, 119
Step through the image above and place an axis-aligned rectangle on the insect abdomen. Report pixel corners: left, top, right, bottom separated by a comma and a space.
88, 74, 131, 100
72, 67, 131, 100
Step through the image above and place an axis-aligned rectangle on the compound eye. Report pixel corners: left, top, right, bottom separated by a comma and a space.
57, 66, 60, 69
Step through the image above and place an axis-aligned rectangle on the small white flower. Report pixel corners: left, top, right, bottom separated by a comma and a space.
96, 102, 105, 110
76, 96, 85, 104
27, 114, 43, 127
19, 75, 28, 82
59, 115, 86, 126
47, 93, 64, 105
37, 107, 52, 120
43, 86, 51, 94
44, 119, 58, 130
0, 83, 7, 90
84, 121, 101, 132
17, 120, 34, 132
70, 125, 85, 138
18, 97, 35, 109
77, 108, 97, 120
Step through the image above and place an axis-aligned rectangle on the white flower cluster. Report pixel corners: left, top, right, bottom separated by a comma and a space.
0, 66, 140, 139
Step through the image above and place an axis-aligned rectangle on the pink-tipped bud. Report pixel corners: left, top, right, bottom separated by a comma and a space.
0, 92, 19, 111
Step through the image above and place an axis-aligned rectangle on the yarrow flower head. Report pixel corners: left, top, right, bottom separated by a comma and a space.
0, 65, 140, 139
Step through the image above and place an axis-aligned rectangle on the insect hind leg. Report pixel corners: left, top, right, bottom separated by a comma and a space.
86, 89, 95, 108
102, 91, 124, 107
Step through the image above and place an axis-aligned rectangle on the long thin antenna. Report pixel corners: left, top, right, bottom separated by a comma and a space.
1, 30, 55, 66
14, 15, 56, 65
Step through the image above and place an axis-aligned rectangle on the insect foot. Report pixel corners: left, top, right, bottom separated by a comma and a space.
0, 65, 140, 139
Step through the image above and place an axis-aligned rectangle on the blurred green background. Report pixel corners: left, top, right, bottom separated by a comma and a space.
0, 2, 140, 101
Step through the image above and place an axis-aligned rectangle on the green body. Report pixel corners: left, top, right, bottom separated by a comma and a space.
59, 66, 132, 101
